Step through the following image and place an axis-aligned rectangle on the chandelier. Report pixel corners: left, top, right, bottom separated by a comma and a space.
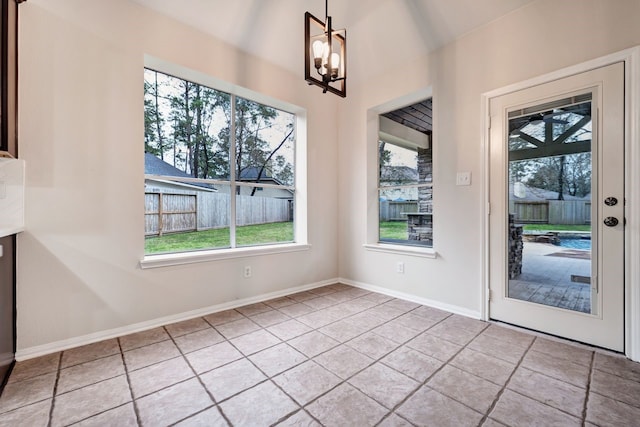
305, 0, 346, 97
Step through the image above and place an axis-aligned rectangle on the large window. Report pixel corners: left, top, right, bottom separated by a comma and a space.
378, 99, 433, 248
143, 69, 296, 255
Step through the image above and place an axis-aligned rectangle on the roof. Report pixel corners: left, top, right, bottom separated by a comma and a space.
144, 153, 193, 178
239, 167, 282, 184
510, 182, 589, 201
144, 153, 215, 191
379, 166, 418, 183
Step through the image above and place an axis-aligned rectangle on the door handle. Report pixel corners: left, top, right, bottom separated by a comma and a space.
604, 197, 618, 206
604, 217, 619, 227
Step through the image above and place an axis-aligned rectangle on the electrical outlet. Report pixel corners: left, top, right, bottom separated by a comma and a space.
243, 266, 252, 278
396, 261, 405, 274
456, 172, 471, 186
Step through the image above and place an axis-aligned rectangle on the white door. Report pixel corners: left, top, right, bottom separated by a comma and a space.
488, 62, 624, 351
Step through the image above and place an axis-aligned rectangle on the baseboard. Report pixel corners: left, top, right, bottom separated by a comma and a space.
16, 278, 339, 361
338, 277, 482, 320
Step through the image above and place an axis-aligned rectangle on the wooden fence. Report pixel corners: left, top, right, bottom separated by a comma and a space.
379, 201, 418, 221
145, 192, 291, 236
511, 200, 591, 225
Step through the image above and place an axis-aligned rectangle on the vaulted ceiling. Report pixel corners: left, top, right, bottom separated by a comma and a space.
131, 0, 533, 83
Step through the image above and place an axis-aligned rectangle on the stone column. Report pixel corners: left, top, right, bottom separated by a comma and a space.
509, 214, 523, 279
417, 146, 432, 213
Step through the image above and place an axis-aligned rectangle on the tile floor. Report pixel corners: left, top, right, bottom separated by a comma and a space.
1, 283, 639, 426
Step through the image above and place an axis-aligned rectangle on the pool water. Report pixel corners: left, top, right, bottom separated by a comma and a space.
559, 237, 591, 250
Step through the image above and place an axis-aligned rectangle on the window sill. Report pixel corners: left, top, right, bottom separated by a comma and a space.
363, 243, 437, 259
140, 243, 311, 269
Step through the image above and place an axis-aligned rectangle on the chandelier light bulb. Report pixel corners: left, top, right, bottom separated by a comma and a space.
330, 52, 340, 78
312, 40, 324, 59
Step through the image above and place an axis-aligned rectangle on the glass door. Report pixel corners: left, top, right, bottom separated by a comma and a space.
507, 95, 594, 313
488, 62, 625, 351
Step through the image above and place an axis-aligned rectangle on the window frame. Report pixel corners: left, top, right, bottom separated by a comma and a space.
377, 139, 433, 248
365, 89, 436, 259
140, 57, 309, 269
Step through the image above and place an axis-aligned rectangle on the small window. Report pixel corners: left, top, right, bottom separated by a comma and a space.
378, 99, 433, 247
144, 69, 297, 255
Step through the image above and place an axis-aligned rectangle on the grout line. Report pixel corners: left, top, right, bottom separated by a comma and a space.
220, 338, 304, 425
66, 402, 136, 426
270, 292, 400, 425
375, 318, 489, 426
478, 336, 537, 426
167, 404, 219, 427
163, 325, 235, 427
582, 351, 595, 425
45, 352, 63, 427
117, 337, 142, 427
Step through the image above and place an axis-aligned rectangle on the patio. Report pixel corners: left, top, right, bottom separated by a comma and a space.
508, 242, 592, 313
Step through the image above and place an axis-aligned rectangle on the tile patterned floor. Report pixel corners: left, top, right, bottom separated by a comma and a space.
1, 283, 639, 426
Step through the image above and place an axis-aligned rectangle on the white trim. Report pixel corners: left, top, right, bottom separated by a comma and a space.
363, 243, 437, 259
481, 46, 640, 362
625, 47, 640, 362
339, 277, 481, 320
16, 277, 338, 361
140, 243, 311, 269
367, 87, 434, 248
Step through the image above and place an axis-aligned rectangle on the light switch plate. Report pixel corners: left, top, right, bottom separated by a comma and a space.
456, 172, 471, 186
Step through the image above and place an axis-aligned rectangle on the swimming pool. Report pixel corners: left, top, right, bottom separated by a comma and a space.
558, 237, 591, 250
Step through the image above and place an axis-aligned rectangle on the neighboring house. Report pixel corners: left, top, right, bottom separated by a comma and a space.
144, 153, 216, 194
215, 166, 294, 200
379, 165, 419, 201
509, 182, 589, 201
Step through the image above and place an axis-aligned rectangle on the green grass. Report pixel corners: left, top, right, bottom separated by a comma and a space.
522, 224, 591, 232
379, 221, 408, 240
145, 221, 294, 254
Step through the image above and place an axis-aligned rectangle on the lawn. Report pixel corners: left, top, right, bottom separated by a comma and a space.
145, 221, 294, 254
522, 224, 591, 232
379, 221, 408, 240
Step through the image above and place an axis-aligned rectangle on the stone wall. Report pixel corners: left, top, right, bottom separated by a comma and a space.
407, 213, 433, 246
509, 214, 523, 279
406, 144, 434, 246
417, 146, 432, 213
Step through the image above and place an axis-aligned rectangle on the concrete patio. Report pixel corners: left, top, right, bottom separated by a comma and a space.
509, 242, 592, 313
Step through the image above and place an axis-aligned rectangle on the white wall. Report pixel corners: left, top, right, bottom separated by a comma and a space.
17, 0, 640, 355
17, 0, 339, 352
338, 0, 640, 315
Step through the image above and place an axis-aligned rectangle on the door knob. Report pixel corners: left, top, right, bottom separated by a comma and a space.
604, 216, 619, 227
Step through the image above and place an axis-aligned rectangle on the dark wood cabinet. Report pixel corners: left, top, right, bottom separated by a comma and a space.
0, 235, 15, 388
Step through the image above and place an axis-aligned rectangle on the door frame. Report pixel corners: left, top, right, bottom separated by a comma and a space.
481, 46, 640, 362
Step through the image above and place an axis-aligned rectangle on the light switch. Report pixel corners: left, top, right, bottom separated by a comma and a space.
456, 172, 471, 186
0, 245, 3, 258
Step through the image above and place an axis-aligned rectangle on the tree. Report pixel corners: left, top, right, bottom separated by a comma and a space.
143, 70, 295, 192
522, 153, 591, 198
234, 98, 295, 193
143, 72, 170, 158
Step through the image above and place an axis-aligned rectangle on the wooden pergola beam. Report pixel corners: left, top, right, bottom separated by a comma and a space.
509, 140, 591, 161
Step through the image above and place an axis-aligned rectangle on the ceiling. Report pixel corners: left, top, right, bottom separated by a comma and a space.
132, 0, 534, 83
383, 99, 432, 135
